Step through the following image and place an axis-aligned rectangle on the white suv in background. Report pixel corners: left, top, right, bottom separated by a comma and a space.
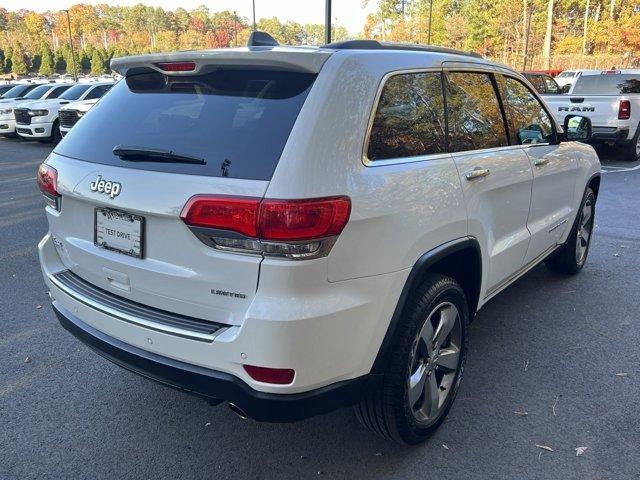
15, 82, 113, 143
37, 36, 600, 444
59, 96, 109, 137
0, 83, 70, 135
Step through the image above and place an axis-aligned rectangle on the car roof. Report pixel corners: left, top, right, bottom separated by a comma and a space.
578, 69, 640, 76
111, 43, 511, 77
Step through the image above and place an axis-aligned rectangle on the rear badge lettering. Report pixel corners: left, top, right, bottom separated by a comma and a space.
90, 175, 121, 199
212, 289, 247, 299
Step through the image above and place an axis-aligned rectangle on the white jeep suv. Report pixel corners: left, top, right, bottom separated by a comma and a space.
37, 37, 600, 444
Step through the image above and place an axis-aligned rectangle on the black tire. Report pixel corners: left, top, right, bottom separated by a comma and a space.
621, 126, 640, 162
51, 120, 62, 145
545, 187, 595, 274
355, 273, 469, 444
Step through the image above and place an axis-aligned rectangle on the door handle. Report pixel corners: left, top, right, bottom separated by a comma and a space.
534, 158, 550, 167
465, 168, 490, 180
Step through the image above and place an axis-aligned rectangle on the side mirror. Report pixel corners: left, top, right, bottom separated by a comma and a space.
560, 84, 571, 94
563, 115, 592, 142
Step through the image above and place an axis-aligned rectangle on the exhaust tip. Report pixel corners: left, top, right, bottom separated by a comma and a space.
228, 402, 248, 420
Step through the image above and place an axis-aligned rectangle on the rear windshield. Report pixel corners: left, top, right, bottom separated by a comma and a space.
572, 74, 640, 95
55, 69, 316, 180
557, 71, 575, 78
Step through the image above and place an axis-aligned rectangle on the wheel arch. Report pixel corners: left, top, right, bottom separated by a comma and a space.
370, 237, 482, 374
588, 173, 601, 200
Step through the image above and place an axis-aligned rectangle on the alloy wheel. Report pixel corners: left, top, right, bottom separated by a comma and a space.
576, 197, 594, 265
408, 302, 462, 425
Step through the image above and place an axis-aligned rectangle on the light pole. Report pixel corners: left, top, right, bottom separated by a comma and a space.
252, 0, 256, 31
325, 0, 332, 44
427, 0, 434, 44
63, 9, 78, 81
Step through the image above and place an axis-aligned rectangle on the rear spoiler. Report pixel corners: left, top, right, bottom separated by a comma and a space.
110, 48, 332, 76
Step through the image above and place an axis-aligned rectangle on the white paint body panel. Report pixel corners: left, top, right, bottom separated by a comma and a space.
38, 46, 601, 394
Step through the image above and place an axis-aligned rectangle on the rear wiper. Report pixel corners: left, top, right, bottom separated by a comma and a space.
112, 145, 206, 165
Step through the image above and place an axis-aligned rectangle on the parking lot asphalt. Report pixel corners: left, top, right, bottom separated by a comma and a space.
0, 138, 638, 480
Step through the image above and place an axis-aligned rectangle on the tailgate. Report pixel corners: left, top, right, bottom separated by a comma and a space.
546, 95, 621, 128
46, 153, 267, 326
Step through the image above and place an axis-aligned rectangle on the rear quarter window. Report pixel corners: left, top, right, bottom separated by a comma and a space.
54, 69, 315, 181
367, 72, 446, 161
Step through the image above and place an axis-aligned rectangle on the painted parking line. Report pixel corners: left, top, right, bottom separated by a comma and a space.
602, 164, 640, 173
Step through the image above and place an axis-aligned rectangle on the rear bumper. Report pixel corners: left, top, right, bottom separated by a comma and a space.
591, 126, 630, 143
54, 302, 381, 422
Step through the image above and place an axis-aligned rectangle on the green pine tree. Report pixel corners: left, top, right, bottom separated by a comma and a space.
11, 48, 28, 76
90, 49, 106, 75
38, 43, 55, 76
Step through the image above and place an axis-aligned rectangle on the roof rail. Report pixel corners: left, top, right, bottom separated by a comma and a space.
247, 31, 279, 47
322, 40, 483, 59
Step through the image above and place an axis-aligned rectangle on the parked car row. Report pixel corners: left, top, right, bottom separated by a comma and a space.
0, 81, 113, 143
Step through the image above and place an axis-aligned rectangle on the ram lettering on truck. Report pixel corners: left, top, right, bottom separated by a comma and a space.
558, 106, 595, 112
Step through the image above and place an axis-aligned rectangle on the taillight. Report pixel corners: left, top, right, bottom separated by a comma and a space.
243, 365, 295, 385
180, 195, 351, 259
181, 196, 260, 237
619, 100, 631, 120
155, 61, 196, 72
37, 163, 60, 210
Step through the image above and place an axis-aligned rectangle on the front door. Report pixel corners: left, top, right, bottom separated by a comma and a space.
497, 75, 578, 264
445, 71, 534, 294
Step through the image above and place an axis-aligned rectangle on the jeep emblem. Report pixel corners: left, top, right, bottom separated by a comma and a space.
90, 175, 121, 199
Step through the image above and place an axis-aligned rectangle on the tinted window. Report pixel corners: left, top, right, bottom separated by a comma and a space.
500, 77, 554, 145
55, 69, 315, 180
23, 85, 51, 99
445, 72, 508, 152
572, 74, 640, 94
543, 75, 560, 94
84, 85, 111, 100
558, 71, 575, 78
526, 75, 546, 94
59, 84, 92, 100
2, 84, 37, 98
367, 72, 446, 160
0, 85, 15, 96
48, 85, 70, 99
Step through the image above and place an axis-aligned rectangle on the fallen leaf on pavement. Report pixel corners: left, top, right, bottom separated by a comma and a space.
575, 446, 587, 456
442, 444, 449, 450
24, 356, 31, 363
615, 373, 628, 377
535, 444, 554, 452
514, 410, 528, 416
36, 305, 43, 309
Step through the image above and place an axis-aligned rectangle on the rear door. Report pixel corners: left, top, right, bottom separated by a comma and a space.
445, 70, 533, 293
48, 67, 316, 325
497, 74, 578, 264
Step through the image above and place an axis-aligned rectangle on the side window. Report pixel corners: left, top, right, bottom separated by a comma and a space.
445, 72, 508, 152
543, 76, 559, 94
500, 76, 554, 145
49, 86, 69, 99
84, 85, 109, 100
367, 72, 446, 161
528, 75, 546, 94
